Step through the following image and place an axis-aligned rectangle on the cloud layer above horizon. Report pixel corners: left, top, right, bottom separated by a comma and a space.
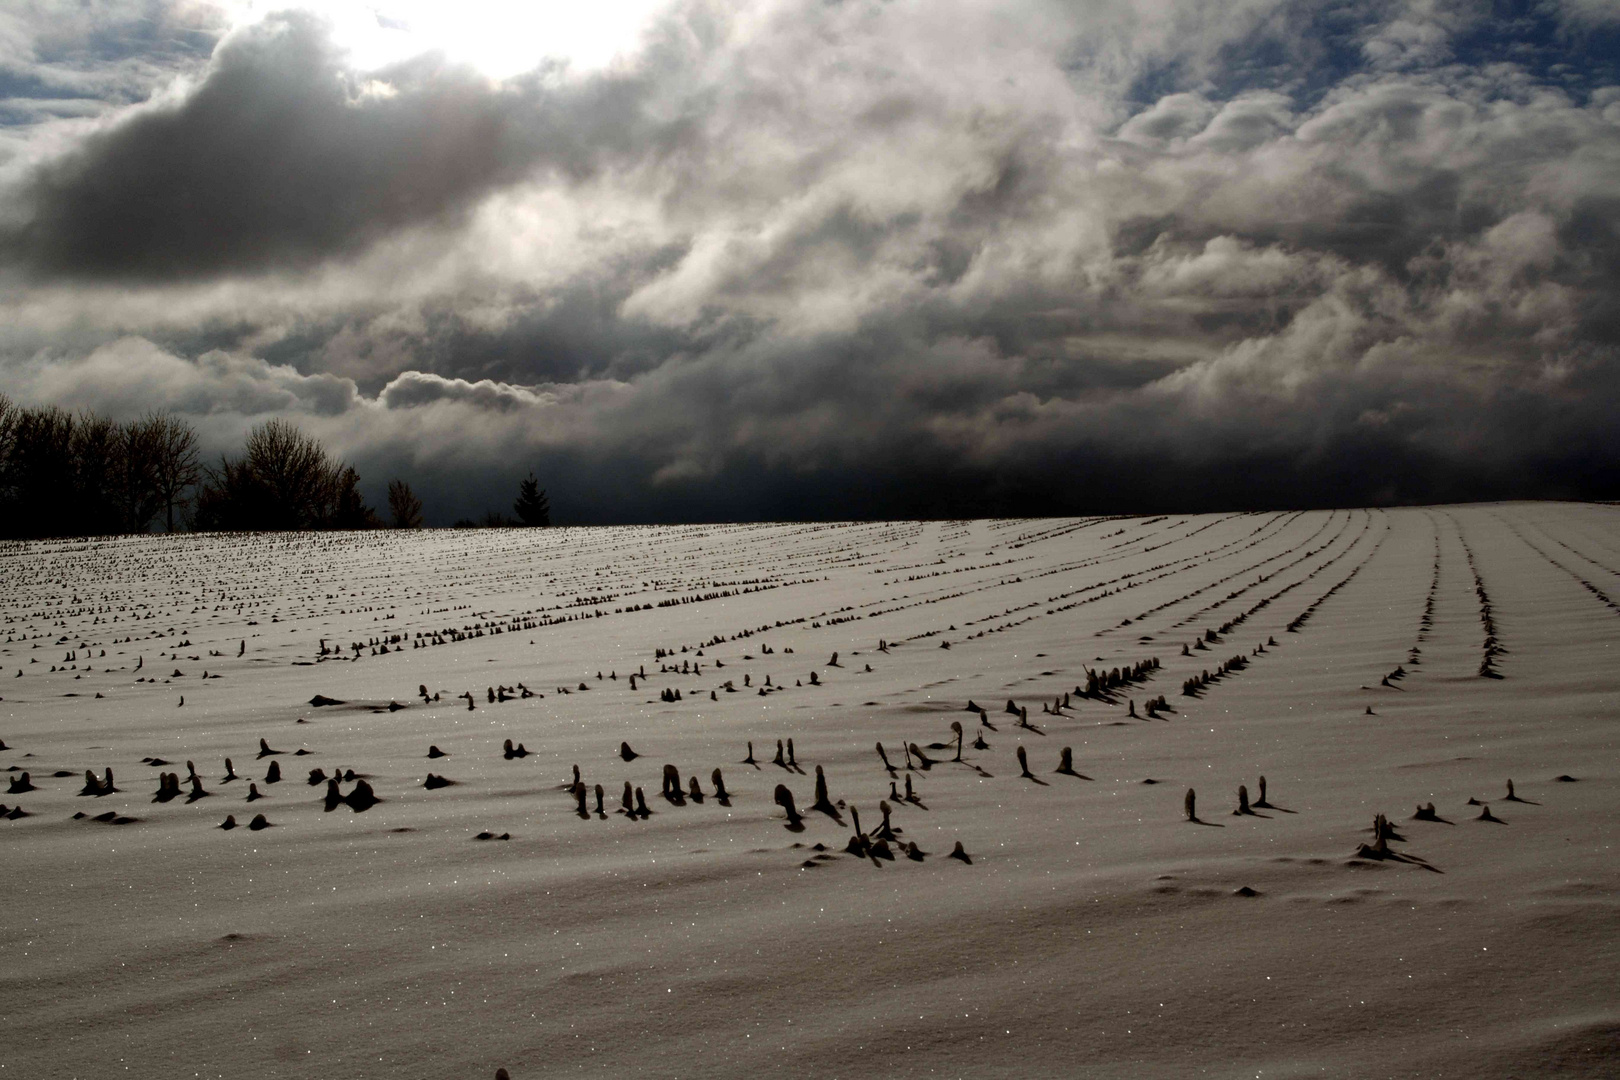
1, 0, 1617, 522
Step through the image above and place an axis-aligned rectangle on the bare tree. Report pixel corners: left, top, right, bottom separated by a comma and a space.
0, 399, 197, 537
69, 410, 120, 535
5, 404, 75, 537
147, 412, 200, 533
112, 417, 164, 532
0, 404, 381, 537
244, 418, 328, 525
195, 418, 378, 531
0, 394, 19, 533
0, 394, 16, 473
387, 479, 424, 528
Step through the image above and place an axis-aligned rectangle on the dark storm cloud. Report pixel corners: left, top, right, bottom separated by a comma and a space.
0, 9, 660, 279
1, 0, 1618, 521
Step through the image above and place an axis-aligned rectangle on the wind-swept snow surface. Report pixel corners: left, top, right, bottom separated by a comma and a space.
2, 504, 1617, 1078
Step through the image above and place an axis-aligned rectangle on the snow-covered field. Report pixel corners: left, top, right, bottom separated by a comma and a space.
2, 505, 1616, 1078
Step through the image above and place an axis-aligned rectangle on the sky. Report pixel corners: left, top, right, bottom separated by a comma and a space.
0, 0, 1616, 523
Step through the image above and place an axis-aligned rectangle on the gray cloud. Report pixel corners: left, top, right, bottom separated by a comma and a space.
10, 336, 359, 416
0, 0, 1617, 521
0, 8, 662, 279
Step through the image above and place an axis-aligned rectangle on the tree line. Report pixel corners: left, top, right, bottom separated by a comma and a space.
0, 395, 549, 538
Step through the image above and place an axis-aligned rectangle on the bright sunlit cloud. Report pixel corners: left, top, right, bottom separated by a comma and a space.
218, 0, 672, 76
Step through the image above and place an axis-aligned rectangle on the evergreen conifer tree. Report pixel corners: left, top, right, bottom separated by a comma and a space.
513, 472, 550, 526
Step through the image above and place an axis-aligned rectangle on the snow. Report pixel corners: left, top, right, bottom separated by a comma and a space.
1, 505, 1616, 1077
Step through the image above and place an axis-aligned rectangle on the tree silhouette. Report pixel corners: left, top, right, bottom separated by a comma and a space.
194, 418, 377, 530
0, 396, 204, 537
112, 416, 165, 533
328, 465, 380, 529
387, 479, 424, 528
69, 411, 121, 535
145, 411, 200, 533
513, 472, 551, 526
4, 403, 75, 536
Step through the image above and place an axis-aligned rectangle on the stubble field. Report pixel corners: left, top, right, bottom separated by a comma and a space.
2, 504, 1616, 1078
